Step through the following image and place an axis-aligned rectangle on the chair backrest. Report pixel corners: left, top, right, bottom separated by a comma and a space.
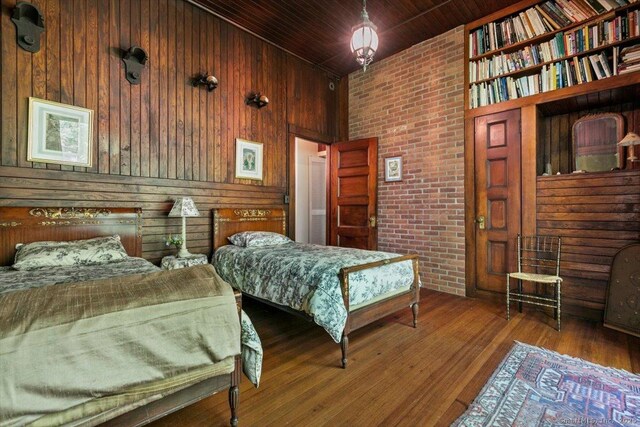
517, 235, 562, 276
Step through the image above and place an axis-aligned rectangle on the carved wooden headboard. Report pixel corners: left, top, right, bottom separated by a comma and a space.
0, 207, 143, 266
212, 208, 287, 250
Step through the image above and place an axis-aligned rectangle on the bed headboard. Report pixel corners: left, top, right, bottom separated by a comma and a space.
212, 208, 287, 250
0, 207, 143, 266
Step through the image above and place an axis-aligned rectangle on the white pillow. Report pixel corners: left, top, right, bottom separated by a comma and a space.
13, 235, 129, 270
228, 231, 291, 248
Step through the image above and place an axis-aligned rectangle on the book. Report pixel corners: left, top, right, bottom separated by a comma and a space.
535, 4, 562, 29
619, 62, 640, 73
520, 12, 536, 38
598, 51, 612, 76
584, 0, 606, 14
589, 54, 605, 78
571, 0, 597, 18
544, 2, 573, 26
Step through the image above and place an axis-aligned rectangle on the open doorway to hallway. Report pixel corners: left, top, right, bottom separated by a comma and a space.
294, 137, 328, 245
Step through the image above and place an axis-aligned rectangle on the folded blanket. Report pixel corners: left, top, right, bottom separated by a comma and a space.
0, 264, 241, 426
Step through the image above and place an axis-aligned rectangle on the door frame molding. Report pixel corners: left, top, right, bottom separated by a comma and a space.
287, 125, 334, 241
464, 106, 537, 298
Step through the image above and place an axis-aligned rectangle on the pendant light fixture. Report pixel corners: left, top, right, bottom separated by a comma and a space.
350, 0, 379, 72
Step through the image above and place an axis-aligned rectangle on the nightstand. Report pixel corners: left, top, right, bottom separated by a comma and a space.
161, 253, 208, 270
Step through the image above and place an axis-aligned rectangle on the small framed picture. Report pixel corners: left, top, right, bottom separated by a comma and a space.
235, 138, 263, 180
28, 97, 93, 167
385, 156, 402, 182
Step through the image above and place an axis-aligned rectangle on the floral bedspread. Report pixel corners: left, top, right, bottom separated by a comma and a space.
0, 257, 262, 386
213, 243, 416, 343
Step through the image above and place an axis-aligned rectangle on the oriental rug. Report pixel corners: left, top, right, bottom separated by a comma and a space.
453, 342, 640, 426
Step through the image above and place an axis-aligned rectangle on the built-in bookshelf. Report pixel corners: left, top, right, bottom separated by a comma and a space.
467, 0, 640, 109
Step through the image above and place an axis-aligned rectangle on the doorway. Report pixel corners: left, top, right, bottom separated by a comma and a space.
294, 137, 328, 245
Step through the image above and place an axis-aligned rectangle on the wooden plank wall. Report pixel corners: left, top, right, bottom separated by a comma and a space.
537, 102, 640, 175
0, 0, 340, 263
536, 170, 640, 318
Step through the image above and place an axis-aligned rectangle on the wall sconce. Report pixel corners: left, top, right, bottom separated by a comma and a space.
122, 46, 148, 85
11, 2, 45, 53
192, 73, 218, 91
246, 92, 269, 109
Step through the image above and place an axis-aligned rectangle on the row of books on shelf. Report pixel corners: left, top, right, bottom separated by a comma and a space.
469, 9, 640, 82
469, 0, 638, 57
469, 44, 639, 107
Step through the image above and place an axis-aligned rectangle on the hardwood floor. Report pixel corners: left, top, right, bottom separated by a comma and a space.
151, 289, 640, 427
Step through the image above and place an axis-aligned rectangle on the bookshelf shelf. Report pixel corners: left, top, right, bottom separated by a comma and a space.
469, 11, 614, 62
468, 2, 640, 61
466, 0, 640, 109
470, 34, 640, 85
465, 71, 640, 118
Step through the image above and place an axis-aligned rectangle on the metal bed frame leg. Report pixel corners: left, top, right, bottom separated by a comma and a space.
341, 334, 349, 369
411, 303, 419, 328
506, 274, 510, 321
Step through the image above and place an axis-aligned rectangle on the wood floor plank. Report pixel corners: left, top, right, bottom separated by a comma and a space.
150, 290, 640, 427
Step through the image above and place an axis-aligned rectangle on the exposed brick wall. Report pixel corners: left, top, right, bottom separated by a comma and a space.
349, 26, 466, 295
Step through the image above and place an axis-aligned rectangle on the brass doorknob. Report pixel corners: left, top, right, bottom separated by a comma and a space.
476, 215, 485, 230
369, 216, 377, 228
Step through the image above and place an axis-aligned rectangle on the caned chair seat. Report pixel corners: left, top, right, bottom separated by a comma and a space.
508, 272, 562, 284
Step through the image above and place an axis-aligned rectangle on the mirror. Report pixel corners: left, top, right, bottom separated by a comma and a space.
572, 113, 625, 172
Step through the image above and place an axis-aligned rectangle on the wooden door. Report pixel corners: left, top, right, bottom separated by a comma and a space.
474, 110, 521, 294
329, 138, 378, 250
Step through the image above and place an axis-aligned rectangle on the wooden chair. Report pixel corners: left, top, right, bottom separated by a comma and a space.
506, 235, 562, 331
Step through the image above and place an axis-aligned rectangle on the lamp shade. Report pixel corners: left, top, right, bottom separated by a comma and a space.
618, 132, 640, 147
168, 197, 200, 217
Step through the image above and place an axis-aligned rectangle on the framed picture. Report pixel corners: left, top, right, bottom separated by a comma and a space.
27, 97, 93, 167
235, 138, 263, 180
385, 156, 402, 182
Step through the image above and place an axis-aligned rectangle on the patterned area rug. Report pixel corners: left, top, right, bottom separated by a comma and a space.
453, 342, 640, 426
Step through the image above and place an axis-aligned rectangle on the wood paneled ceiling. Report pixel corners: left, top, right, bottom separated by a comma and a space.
191, 0, 523, 77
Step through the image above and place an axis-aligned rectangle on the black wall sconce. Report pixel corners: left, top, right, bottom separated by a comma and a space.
11, 2, 45, 53
122, 46, 148, 85
246, 92, 269, 109
192, 73, 218, 91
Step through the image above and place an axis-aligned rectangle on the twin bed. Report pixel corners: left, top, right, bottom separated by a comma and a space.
211, 208, 420, 368
0, 206, 420, 426
0, 207, 260, 427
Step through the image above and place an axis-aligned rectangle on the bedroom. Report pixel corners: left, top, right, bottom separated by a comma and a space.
1, 0, 639, 426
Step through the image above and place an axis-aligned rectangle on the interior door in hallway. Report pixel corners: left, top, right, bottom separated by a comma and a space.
474, 109, 521, 294
329, 138, 378, 250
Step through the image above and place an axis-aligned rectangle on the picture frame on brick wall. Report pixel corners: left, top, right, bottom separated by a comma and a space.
384, 156, 402, 182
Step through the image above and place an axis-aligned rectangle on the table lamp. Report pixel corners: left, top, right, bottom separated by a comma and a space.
618, 131, 640, 168
168, 197, 200, 258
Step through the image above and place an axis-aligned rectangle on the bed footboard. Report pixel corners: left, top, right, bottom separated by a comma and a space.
338, 254, 420, 368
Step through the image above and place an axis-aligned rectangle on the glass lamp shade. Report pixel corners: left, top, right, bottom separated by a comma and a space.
350, 18, 378, 70
168, 197, 200, 217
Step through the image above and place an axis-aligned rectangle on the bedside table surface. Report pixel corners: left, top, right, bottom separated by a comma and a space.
161, 254, 209, 270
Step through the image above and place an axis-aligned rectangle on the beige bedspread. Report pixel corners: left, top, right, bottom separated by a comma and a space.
0, 264, 241, 427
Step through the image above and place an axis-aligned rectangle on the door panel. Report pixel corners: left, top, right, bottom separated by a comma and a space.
330, 138, 378, 250
475, 110, 521, 294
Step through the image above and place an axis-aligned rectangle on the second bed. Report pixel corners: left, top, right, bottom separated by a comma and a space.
212, 207, 421, 368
